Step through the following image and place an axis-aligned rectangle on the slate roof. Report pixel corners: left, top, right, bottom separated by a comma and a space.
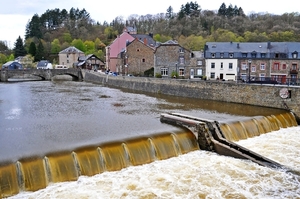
59, 46, 83, 54
205, 42, 300, 59
131, 34, 156, 46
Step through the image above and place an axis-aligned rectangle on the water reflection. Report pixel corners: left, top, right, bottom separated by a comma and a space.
0, 80, 288, 164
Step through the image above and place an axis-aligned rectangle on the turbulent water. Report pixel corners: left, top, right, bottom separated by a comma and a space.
8, 127, 300, 199
1, 80, 299, 199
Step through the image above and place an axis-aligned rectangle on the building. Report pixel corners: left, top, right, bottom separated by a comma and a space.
1, 61, 23, 70
77, 54, 105, 71
124, 38, 155, 76
59, 46, 85, 68
105, 32, 135, 73
154, 40, 194, 79
204, 42, 300, 83
106, 26, 157, 74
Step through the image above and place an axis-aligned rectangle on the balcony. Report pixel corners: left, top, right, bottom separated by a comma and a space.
290, 69, 298, 74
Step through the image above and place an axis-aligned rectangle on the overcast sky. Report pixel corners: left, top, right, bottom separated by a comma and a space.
0, 0, 298, 48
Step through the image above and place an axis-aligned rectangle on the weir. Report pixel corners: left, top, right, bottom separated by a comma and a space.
160, 112, 298, 170
0, 112, 298, 198
0, 131, 198, 198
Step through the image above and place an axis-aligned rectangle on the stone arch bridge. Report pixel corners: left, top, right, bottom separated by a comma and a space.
0, 69, 83, 82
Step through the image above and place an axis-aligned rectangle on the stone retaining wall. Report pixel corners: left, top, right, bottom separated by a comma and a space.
84, 72, 300, 118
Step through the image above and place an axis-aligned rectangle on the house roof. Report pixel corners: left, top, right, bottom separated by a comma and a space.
37, 60, 51, 67
108, 32, 135, 57
77, 54, 105, 66
59, 46, 84, 54
131, 34, 156, 46
205, 42, 300, 54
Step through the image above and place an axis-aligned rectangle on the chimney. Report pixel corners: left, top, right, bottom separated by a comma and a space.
237, 43, 240, 48
267, 41, 271, 49
143, 38, 147, 45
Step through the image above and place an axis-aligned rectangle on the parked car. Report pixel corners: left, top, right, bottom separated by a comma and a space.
1, 61, 23, 70
37, 60, 53, 69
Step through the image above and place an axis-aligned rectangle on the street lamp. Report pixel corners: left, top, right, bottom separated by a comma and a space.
248, 59, 252, 83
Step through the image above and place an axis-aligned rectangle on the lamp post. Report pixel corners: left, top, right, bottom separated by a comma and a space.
248, 59, 252, 83
176, 62, 178, 77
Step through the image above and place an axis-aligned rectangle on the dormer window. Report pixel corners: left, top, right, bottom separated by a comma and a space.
292, 51, 298, 59
242, 53, 247, 58
220, 53, 224, 58
229, 53, 234, 58
211, 53, 215, 58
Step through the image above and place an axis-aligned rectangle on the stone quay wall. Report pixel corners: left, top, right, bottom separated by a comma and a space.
84, 71, 300, 118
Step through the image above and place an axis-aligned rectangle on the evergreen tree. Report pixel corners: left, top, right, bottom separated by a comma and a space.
25, 14, 42, 39
35, 40, 45, 62
13, 36, 27, 57
166, 6, 174, 19
218, 3, 227, 16
28, 42, 36, 56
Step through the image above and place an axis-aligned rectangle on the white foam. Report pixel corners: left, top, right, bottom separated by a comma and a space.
8, 127, 300, 199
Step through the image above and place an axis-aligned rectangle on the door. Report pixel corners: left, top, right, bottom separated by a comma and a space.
190, 69, 194, 79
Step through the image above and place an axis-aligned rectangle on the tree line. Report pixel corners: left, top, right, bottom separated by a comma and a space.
1, 1, 300, 67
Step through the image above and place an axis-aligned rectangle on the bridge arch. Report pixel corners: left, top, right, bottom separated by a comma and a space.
0, 69, 83, 82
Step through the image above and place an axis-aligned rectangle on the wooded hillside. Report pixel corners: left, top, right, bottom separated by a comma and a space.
1, 2, 300, 66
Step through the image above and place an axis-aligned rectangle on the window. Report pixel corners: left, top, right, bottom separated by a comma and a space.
211, 53, 215, 58
229, 63, 233, 69
67, 54, 69, 58
211, 63, 215, 69
260, 73, 265, 81
179, 48, 184, 53
251, 65, 256, 72
136, 48, 140, 52
292, 64, 297, 70
251, 53, 256, 58
179, 57, 184, 64
161, 68, 168, 76
273, 63, 279, 70
197, 68, 203, 75
197, 60, 202, 66
292, 52, 298, 59
220, 53, 224, 58
260, 63, 265, 70
67, 60, 69, 63
282, 64, 287, 69
142, 58, 145, 63
229, 53, 234, 58
242, 53, 247, 58
241, 63, 247, 70
261, 53, 266, 58
220, 62, 223, 69
210, 72, 215, 79
179, 68, 184, 76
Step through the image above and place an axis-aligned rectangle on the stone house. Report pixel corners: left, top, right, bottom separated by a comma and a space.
59, 46, 84, 68
77, 54, 105, 71
123, 38, 155, 76
105, 32, 135, 73
204, 42, 300, 83
154, 40, 196, 79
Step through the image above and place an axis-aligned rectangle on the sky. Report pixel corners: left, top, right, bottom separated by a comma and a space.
0, 0, 298, 48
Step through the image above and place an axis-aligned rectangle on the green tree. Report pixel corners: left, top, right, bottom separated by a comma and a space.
84, 40, 95, 54
166, 6, 174, 19
0, 53, 7, 64
35, 40, 45, 62
71, 39, 85, 51
13, 36, 27, 57
51, 39, 61, 53
25, 14, 42, 39
28, 42, 37, 56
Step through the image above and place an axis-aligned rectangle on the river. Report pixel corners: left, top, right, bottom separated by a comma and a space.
0, 79, 299, 198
